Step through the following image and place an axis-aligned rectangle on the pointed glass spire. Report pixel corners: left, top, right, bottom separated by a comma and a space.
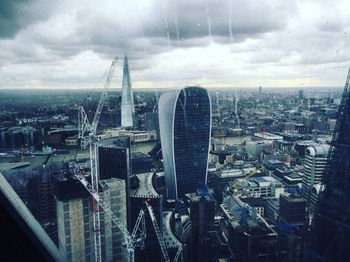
121, 55, 135, 128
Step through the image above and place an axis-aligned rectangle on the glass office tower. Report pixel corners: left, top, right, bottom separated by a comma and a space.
159, 86, 212, 199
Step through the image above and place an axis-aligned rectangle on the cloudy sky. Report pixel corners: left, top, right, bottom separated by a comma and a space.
0, 0, 349, 89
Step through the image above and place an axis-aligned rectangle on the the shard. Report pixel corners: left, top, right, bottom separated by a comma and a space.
121, 55, 135, 128
309, 68, 350, 261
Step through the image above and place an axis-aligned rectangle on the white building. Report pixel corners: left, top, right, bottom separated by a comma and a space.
302, 145, 329, 198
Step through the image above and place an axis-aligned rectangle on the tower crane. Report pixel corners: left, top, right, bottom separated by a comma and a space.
77, 56, 118, 148
144, 202, 183, 262
75, 57, 181, 261
75, 173, 146, 262
145, 202, 171, 262
76, 57, 118, 262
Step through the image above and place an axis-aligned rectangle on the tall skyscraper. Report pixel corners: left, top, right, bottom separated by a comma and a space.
302, 144, 329, 198
159, 86, 212, 199
121, 55, 135, 128
96, 137, 132, 229
310, 68, 350, 261
55, 176, 127, 262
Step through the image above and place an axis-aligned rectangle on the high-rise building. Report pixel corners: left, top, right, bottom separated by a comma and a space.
96, 137, 132, 229
96, 137, 130, 181
298, 89, 304, 100
301, 145, 329, 198
159, 86, 212, 199
55, 176, 127, 262
121, 55, 135, 128
186, 192, 217, 262
310, 68, 350, 261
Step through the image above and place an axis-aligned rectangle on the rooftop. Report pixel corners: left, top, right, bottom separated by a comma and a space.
130, 172, 160, 197
254, 132, 283, 141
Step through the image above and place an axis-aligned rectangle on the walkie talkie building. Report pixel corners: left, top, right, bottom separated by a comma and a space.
159, 86, 212, 200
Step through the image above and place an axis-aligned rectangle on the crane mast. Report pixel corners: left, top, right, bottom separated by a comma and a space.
145, 202, 171, 262
91, 57, 118, 133
75, 173, 146, 262
77, 56, 118, 148
76, 57, 182, 262
76, 57, 118, 262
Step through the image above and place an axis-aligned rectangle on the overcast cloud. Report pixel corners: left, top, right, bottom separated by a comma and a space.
0, 0, 349, 89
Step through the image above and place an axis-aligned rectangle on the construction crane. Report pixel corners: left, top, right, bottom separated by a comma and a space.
144, 202, 184, 262
173, 245, 183, 262
76, 173, 183, 262
75, 173, 146, 262
77, 56, 118, 148
145, 202, 171, 262
76, 57, 118, 262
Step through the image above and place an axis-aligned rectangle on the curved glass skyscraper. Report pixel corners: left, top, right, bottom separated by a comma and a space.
159, 86, 212, 199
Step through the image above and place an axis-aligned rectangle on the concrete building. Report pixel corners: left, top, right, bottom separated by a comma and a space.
121, 55, 135, 128
230, 175, 285, 199
245, 140, 273, 158
220, 195, 278, 261
159, 86, 212, 199
55, 176, 127, 262
212, 168, 244, 203
301, 144, 329, 198
279, 193, 306, 225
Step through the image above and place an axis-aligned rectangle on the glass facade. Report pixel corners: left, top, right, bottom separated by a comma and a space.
159, 86, 211, 199
310, 69, 350, 261
121, 55, 135, 128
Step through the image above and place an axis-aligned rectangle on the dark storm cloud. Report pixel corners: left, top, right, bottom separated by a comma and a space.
11, 0, 293, 63
0, 0, 57, 38
21, 0, 292, 71
0, 0, 28, 38
1, 0, 349, 88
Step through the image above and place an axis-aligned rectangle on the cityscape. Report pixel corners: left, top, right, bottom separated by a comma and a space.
1, 1, 350, 262
0, 55, 349, 261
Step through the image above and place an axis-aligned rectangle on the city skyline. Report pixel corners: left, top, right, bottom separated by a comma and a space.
0, 73, 349, 261
0, 0, 349, 89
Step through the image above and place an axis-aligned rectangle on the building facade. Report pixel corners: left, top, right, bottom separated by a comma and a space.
96, 137, 132, 229
301, 144, 329, 198
310, 69, 350, 261
55, 177, 127, 262
159, 86, 212, 199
